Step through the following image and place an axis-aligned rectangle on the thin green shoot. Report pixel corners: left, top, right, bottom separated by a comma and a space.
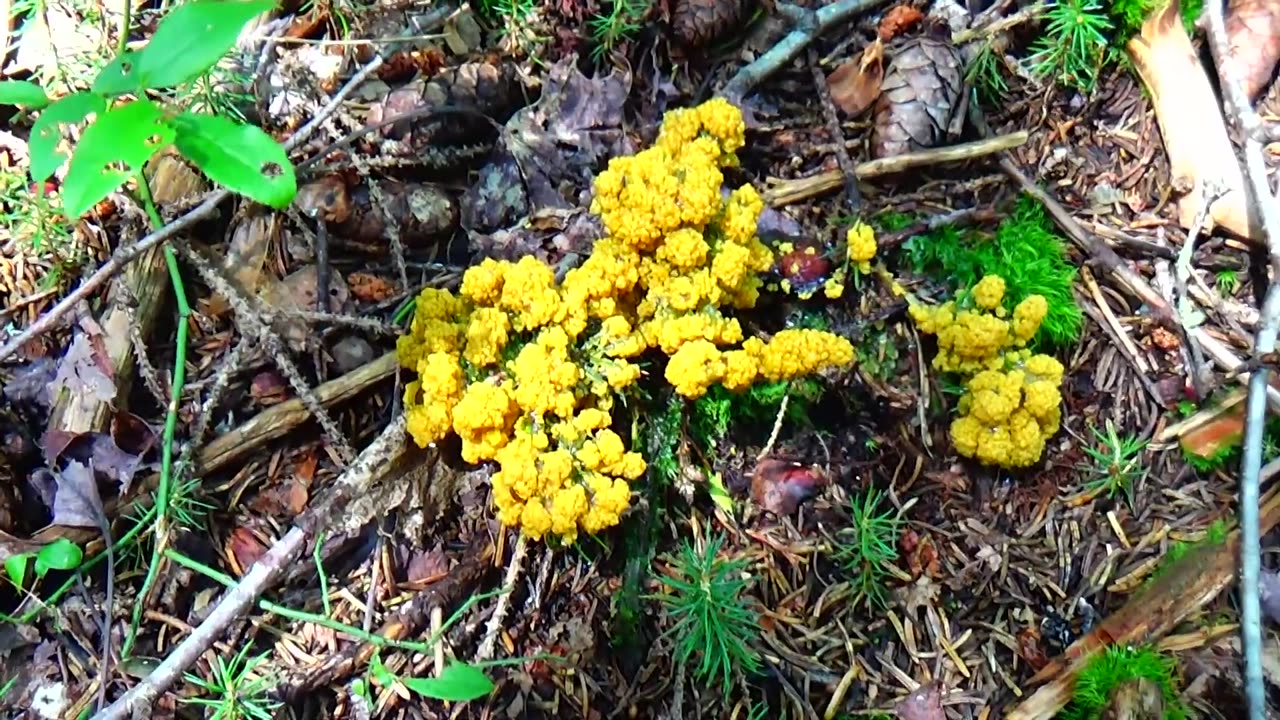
121, 172, 192, 661
831, 488, 902, 609
1216, 269, 1240, 296
1027, 0, 1111, 93
182, 645, 281, 720
650, 533, 761, 696
965, 40, 1008, 104
588, 0, 650, 61
1080, 420, 1147, 507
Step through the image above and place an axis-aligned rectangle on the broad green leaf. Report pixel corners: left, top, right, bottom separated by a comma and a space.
62, 99, 174, 219
91, 51, 146, 97
170, 112, 295, 208
4, 555, 29, 588
400, 663, 494, 702
134, 0, 275, 89
0, 81, 49, 109
34, 538, 83, 575
29, 93, 107, 183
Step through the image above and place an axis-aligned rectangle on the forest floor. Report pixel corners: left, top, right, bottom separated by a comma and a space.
0, 0, 1277, 718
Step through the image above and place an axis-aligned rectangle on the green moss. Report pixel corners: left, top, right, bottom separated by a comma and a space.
1059, 645, 1187, 720
902, 194, 1083, 348
1143, 518, 1229, 589
689, 378, 822, 451
1107, 0, 1202, 38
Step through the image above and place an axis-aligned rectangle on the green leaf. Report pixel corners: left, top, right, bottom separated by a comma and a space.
368, 652, 396, 688
133, 0, 275, 89
29, 93, 108, 183
0, 81, 49, 109
707, 472, 734, 514
62, 99, 174, 219
34, 538, 83, 576
91, 51, 146, 97
4, 554, 30, 588
399, 663, 494, 702
170, 112, 295, 208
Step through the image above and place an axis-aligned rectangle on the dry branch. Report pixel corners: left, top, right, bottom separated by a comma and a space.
762, 132, 1029, 207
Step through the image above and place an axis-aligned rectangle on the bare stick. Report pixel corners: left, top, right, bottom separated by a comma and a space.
756, 394, 791, 462
762, 132, 1029, 207
1204, 0, 1280, 715
474, 533, 528, 662
719, 0, 890, 101
807, 48, 861, 213
92, 416, 407, 720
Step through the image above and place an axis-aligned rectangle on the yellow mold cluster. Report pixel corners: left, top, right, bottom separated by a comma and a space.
397, 97, 855, 544
908, 275, 1065, 469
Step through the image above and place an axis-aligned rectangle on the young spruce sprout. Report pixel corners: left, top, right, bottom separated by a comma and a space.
651, 533, 761, 696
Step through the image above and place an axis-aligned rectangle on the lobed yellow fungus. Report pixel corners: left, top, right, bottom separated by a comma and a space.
908, 274, 1065, 470
397, 98, 855, 544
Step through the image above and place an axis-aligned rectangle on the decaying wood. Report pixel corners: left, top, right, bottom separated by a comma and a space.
1005, 480, 1280, 719
47, 152, 208, 435
1127, 0, 1263, 242
762, 131, 1028, 206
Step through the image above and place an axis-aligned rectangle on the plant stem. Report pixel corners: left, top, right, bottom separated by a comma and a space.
117, 0, 131, 56
121, 172, 191, 660
161, 548, 538, 669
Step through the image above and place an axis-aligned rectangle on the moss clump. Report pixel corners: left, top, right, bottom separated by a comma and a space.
1060, 645, 1188, 720
689, 378, 822, 451
1109, 0, 1203, 39
902, 195, 1083, 349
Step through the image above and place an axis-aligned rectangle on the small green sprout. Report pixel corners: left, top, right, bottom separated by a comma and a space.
1216, 269, 1240, 296
1080, 421, 1147, 506
182, 645, 282, 720
1028, 0, 1111, 92
831, 488, 902, 609
651, 533, 761, 696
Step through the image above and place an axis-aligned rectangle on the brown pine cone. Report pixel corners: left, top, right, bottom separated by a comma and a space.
871, 33, 964, 158
672, 0, 749, 48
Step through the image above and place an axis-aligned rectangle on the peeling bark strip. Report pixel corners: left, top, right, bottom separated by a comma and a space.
1004, 482, 1280, 720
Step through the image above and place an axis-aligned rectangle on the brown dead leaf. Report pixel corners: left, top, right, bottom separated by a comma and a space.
750, 458, 827, 515
900, 528, 941, 578
895, 681, 945, 720
827, 39, 885, 116
259, 264, 352, 351
295, 176, 352, 224
878, 4, 924, 40
222, 208, 279, 297
250, 473, 310, 517
1227, 0, 1280, 100
227, 526, 269, 575
1017, 626, 1051, 671
463, 53, 632, 248
403, 542, 449, 584
51, 460, 106, 530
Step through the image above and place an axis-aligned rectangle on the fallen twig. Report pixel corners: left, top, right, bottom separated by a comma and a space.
719, 0, 890, 101
1204, 0, 1280, 713
763, 132, 1029, 207
807, 48, 861, 214
92, 416, 408, 720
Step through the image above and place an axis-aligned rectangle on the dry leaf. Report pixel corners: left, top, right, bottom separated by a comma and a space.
750, 458, 827, 515
1102, 677, 1166, 720
827, 39, 885, 116
51, 332, 115, 406
896, 682, 945, 720
2, 356, 59, 407
1227, 0, 1280, 100
51, 460, 106, 530
1128, 2, 1264, 241
878, 4, 925, 41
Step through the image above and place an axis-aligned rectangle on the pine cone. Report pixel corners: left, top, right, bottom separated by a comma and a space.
871, 34, 964, 158
672, 0, 748, 48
